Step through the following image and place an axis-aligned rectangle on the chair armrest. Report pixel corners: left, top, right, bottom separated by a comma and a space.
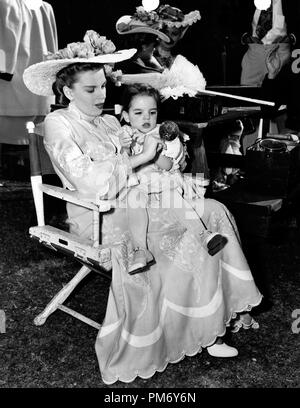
41, 184, 114, 212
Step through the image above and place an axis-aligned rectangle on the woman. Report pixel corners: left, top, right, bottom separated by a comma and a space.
23, 31, 262, 385
115, 13, 169, 74
106, 13, 168, 109
154, 4, 201, 69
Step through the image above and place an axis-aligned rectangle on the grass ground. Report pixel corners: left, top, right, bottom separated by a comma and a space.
0, 193, 299, 389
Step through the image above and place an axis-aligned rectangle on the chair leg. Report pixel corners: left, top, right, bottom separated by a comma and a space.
34, 265, 92, 326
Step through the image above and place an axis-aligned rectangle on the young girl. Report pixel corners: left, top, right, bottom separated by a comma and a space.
121, 84, 228, 275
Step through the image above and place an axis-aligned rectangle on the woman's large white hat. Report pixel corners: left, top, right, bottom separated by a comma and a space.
23, 30, 137, 96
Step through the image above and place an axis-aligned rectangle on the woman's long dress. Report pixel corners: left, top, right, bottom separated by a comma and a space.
44, 103, 262, 385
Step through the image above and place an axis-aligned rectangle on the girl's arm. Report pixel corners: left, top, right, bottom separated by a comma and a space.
144, 132, 173, 171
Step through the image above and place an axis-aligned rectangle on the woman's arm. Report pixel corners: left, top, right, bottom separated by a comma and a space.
44, 113, 132, 199
44, 112, 161, 200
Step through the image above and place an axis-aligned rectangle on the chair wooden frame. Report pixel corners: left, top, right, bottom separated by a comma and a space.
27, 121, 115, 330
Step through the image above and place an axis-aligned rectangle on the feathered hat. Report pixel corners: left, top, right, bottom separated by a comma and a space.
116, 9, 170, 43
116, 5, 201, 43
157, 4, 201, 29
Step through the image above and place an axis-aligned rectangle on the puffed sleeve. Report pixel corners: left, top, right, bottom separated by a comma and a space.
0, 0, 23, 77
44, 113, 132, 201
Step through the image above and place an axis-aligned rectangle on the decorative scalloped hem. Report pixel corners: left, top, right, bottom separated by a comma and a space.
101, 296, 263, 385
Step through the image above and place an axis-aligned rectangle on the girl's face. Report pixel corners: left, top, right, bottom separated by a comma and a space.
124, 95, 158, 133
64, 68, 106, 116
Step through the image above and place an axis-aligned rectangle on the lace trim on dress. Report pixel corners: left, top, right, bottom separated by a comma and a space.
101, 297, 263, 385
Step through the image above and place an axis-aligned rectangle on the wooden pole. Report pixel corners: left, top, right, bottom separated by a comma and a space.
198, 89, 275, 106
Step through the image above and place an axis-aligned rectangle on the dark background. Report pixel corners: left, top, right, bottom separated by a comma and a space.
46, 0, 254, 86
45, 0, 300, 129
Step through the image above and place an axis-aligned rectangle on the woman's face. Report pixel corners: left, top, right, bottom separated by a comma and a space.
139, 42, 156, 59
124, 95, 158, 134
64, 68, 106, 116
159, 27, 185, 50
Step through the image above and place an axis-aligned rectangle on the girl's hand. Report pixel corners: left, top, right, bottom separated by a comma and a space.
143, 135, 164, 161
142, 134, 165, 161
135, 132, 145, 145
128, 134, 165, 169
118, 126, 133, 149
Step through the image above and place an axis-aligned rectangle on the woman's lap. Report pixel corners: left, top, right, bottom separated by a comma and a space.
78, 197, 263, 384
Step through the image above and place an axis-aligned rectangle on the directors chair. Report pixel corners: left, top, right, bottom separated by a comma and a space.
26, 121, 119, 330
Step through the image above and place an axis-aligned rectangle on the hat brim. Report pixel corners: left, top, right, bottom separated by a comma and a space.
23, 48, 137, 96
116, 16, 170, 43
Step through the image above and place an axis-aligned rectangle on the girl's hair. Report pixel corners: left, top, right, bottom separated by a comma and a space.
52, 62, 104, 105
121, 83, 161, 113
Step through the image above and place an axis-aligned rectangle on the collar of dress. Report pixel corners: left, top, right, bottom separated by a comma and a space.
68, 102, 101, 124
68, 102, 122, 153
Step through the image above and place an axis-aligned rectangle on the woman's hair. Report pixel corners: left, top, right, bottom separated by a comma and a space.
121, 83, 161, 113
120, 33, 159, 52
52, 62, 104, 105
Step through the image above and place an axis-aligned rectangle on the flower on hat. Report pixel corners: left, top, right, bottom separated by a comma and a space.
157, 4, 185, 22
83, 30, 116, 54
162, 10, 201, 28
134, 6, 161, 25
45, 30, 116, 61
130, 4, 201, 30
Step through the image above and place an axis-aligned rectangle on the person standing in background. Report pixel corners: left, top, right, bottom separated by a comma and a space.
115, 12, 170, 74
240, 0, 292, 87
154, 4, 201, 69
238, 0, 300, 134
0, 0, 57, 177
103, 9, 170, 112
152, 4, 209, 179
